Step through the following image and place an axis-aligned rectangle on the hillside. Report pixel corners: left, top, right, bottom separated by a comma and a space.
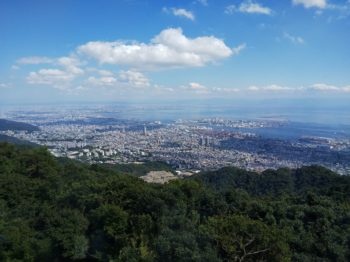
192, 166, 350, 198
0, 118, 40, 132
0, 134, 38, 146
1, 142, 350, 261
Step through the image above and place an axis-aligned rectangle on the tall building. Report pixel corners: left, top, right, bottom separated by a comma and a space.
205, 136, 210, 147
199, 136, 204, 146
143, 125, 147, 136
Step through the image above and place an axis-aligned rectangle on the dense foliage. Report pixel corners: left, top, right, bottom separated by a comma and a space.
1, 142, 350, 261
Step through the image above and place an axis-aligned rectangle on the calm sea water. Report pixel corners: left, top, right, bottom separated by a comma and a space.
2, 100, 350, 140
103, 101, 350, 140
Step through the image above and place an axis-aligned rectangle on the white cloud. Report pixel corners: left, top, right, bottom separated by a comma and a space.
212, 87, 240, 93
283, 32, 305, 44
25, 56, 84, 89
27, 69, 75, 89
57, 56, 84, 75
17, 55, 84, 75
163, 7, 195, 20
17, 56, 54, 65
232, 43, 247, 54
225, 5, 236, 14
248, 84, 296, 91
180, 83, 241, 95
225, 1, 272, 15
84, 71, 150, 89
181, 82, 210, 94
85, 67, 114, 76
86, 76, 118, 87
172, 8, 195, 20
78, 28, 240, 70
264, 85, 295, 91
247, 85, 260, 91
188, 82, 208, 90
119, 70, 150, 87
308, 83, 350, 92
98, 69, 114, 76
246, 83, 350, 93
292, 0, 327, 9
86, 68, 114, 76
309, 83, 340, 91
326, 2, 350, 19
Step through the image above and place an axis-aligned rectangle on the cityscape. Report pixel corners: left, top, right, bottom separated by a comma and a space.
2, 105, 349, 176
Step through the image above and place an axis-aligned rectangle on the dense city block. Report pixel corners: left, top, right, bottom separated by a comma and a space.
1, 106, 349, 175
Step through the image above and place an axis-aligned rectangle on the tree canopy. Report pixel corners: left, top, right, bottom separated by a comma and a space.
1, 142, 350, 261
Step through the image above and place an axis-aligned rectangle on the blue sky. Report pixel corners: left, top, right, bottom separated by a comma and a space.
0, 0, 350, 104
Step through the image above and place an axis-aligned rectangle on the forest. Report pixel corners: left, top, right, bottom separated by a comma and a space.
1, 142, 350, 261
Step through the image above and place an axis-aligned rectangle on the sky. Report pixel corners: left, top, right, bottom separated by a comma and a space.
0, 0, 350, 104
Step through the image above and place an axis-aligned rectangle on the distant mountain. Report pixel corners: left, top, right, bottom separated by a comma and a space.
0, 134, 38, 147
0, 118, 40, 132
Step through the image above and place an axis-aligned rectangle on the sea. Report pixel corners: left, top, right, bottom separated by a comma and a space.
1, 99, 350, 140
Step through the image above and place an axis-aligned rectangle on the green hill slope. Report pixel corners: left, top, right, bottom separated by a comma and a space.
0, 134, 38, 146
192, 165, 350, 198
1, 142, 350, 261
0, 118, 40, 132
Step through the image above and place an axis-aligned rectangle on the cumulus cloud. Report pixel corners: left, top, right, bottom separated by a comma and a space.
283, 32, 305, 44
292, 0, 327, 9
78, 28, 240, 70
26, 56, 84, 89
57, 56, 84, 75
98, 70, 114, 76
19, 28, 243, 92
27, 69, 75, 89
86, 76, 118, 87
86, 68, 114, 76
119, 70, 150, 87
17, 55, 84, 74
16, 56, 54, 65
225, 0, 272, 15
84, 70, 150, 89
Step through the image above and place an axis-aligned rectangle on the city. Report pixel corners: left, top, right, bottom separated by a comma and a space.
2, 106, 349, 176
